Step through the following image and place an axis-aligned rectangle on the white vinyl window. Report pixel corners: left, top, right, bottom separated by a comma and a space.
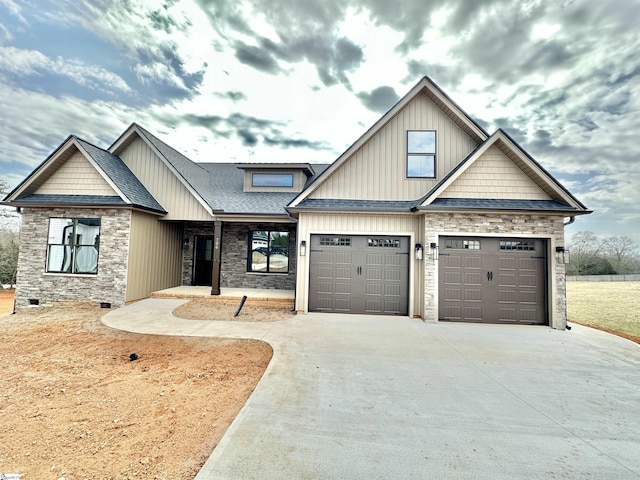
46, 218, 101, 274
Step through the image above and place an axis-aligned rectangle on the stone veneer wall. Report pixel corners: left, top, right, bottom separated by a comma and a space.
181, 221, 296, 290
423, 212, 566, 328
15, 208, 131, 310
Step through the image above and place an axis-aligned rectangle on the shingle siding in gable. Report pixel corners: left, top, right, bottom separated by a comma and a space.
34, 151, 116, 196
440, 145, 552, 200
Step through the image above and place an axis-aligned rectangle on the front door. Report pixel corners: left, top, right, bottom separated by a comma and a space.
193, 236, 213, 286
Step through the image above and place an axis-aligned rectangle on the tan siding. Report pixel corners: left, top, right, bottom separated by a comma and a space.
295, 212, 424, 317
35, 152, 117, 196
441, 146, 552, 200
118, 137, 212, 220
311, 93, 478, 201
126, 211, 183, 302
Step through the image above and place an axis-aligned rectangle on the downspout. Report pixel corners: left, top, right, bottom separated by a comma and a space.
564, 216, 575, 226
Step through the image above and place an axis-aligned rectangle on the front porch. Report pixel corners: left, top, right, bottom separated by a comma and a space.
151, 286, 295, 309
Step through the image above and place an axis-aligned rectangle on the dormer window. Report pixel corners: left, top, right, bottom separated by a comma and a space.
407, 130, 436, 178
252, 173, 294, 187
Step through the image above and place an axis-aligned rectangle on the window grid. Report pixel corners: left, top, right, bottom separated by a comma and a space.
500, 241, 535, 251
445, 239, 481, 250
320, 237, 351, 247
368, 238, 400, 248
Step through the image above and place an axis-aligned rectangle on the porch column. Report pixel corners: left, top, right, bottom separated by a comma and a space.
211, 220, 222, 295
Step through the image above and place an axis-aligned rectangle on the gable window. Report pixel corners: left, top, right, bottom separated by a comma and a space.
46, 218, 101, 274
407, 130, 436, 178
252, 173, 294, 187
249, 230, 289, 273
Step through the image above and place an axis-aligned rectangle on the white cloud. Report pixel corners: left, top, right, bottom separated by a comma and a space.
0, 46, 132, 94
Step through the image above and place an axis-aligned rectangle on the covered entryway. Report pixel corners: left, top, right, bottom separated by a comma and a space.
309, 235, 409, 315
439, 237, 547, 324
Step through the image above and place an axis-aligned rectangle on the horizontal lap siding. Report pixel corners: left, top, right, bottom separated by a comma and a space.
311, 93, 478, 201
35, 152, 116, 196
441, 146, 552, 200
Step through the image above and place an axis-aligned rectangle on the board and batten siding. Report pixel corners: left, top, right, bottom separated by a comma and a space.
310, 93, 478, 201
440, 146, 552, 200
295, 212, 424, 317
118, 137, 212, 221
34, 152, 117, 196
125, 211, 183, 302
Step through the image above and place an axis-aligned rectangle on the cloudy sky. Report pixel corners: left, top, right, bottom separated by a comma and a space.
1, 0, 639, 243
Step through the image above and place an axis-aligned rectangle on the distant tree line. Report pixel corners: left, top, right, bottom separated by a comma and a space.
567, 231, 640, 275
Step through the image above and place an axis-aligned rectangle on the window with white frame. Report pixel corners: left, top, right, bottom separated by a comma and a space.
407, 130, 436, 178
46, 218, 101, 274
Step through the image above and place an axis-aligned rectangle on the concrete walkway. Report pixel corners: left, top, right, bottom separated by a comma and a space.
102, 299, 640, 480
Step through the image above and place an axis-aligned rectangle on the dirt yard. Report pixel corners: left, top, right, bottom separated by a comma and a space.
0, 291, 273, 480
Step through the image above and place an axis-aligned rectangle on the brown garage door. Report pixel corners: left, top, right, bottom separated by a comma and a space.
439, 237, 547, 324
309, 235, 409, 315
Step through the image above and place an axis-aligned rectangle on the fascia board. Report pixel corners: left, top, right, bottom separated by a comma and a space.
110, 124, 214, 216
420, 135, 497, 206
494, 130, 587, 210
289, 79, 432, 208
4, 135, 76, 201
289, 76, 489, 208
74, 138, 132, 205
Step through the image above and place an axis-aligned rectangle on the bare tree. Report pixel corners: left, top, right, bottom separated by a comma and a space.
567, 231, 601, 275
601, 236, 639, 274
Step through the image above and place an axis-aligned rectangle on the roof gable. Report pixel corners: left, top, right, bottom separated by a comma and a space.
110, 123, 214, 216
289, 76, 489, 208
418, 129, 588, 211
4, 136, 165, 213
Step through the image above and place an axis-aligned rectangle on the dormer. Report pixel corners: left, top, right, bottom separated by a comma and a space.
235, 163, 316, 193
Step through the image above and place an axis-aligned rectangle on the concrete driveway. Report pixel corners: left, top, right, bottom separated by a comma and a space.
103, 299, 640, 479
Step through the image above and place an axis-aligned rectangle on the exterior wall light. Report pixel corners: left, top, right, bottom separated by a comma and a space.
429, 242, 439, 260
300, 240, 307, 256
183, 237, 190, 249
556, 246, 570, 264
415, 243, 423, 260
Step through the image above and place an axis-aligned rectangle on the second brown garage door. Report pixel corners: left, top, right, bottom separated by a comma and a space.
309, 235, 409, 315
439, 237, 547, 324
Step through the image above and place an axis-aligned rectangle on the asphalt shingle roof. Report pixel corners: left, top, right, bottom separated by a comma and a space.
76, 138, 165, 213
425, 198, 579, 211
294, 198, 419, 211
9, 194, 128, 207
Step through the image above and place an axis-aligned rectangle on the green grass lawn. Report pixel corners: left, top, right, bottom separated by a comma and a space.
567, 281, 640, 341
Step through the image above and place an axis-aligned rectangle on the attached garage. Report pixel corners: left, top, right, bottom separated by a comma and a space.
309, 235, 409, 315
439, 237, 547, 324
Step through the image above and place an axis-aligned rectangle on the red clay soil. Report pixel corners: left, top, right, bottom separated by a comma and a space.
0, 292, 272, 480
